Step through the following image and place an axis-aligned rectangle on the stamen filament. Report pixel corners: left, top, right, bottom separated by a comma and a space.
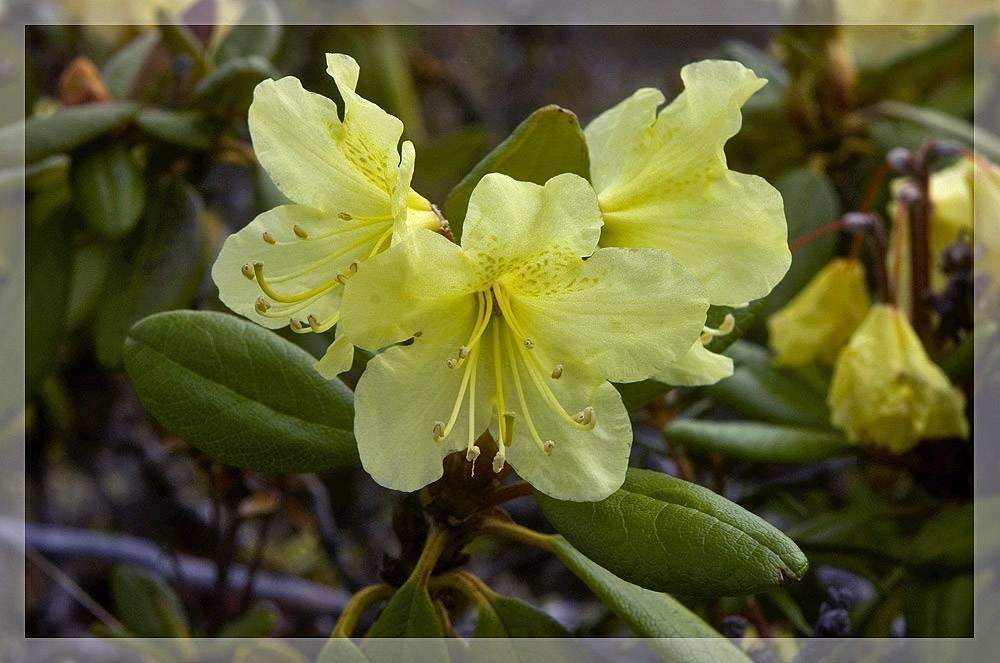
503, 323, 552, 454
367, 227, 394, 257
436, 331, 480, 441
253, 262, 341, 303
265, 227, 385, 284
492, 321, 509, 449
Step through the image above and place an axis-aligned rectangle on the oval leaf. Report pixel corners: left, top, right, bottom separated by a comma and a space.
111, 565, 190, 638
664, 420, 850, 464
442, 105, 590, 239
26, 208, 73, 394
136, 108, 220, 150
704, 341, 832, 429
551, 537, 749, 661
71, 144, 145, 238
215, 0, 283, 63
124, 310, 358, 473
103, 32, 161, 99
472, 594, 571, 638
25, 101, 138, 163
193, 56, 278, 117
538, 468, 808, 597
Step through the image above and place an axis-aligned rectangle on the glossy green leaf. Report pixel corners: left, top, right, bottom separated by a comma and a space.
215, 0, 283, 63
472, 594, 571, 638
704, 341, 832, 429
25, 101, 138, 163
442, 105, 590, 239
157, 10, 208, 76
136, 108, 220, 150
551, 537, 749, 661
71, 144, 145, 238
111, 565, 190, 638
193, 55, 278, 117
26, 208, 73, 394
367, 578, 445, 638
216, 603, 279, 638
124, 310, 357, 472
537, 468, 808, 597
759, 167, 839, 317
103, 31, 161, 99
93, 176, 204, 368
664, 420, 850, 464
616, 302, 762, 412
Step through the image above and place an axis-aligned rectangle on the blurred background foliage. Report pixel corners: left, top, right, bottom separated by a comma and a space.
11, 0, 997, 647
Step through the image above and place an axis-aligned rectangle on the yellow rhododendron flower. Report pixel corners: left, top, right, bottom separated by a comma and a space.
889, 156, 975, 315
212, 54, 441, 378
585, 60, 791, 386
828, 304, 968, 453
339, 173, 709, 501
768, 258, 871, 367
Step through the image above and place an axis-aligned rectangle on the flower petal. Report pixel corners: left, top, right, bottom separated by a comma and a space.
503, 371, 632, 502
585, 87, 665, 195
339, 228, 478, 351
461, 173, 603, 266
249, 71, 400, 214
315, 334, 355, 379
589, 60, 790, 305
211, 205, 386, 329
508, 247, 708, 383
393, 140, 439, 236
652, 341, 734, 387
354, 309, 493, 492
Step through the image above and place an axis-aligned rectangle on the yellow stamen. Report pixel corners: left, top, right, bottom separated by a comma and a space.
503, 322, 554, 454
293, 224, 309, 239
253, 262, 341, 304
492, 321, 509, 448
262, 231, 276, 245
241, 263, 255, 280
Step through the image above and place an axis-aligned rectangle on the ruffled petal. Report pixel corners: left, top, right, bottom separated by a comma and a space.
508, 247, 708, 383
652, 340, 734, 387
314, 334, 355, 379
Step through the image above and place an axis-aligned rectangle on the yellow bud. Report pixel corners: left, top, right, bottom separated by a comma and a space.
828, 304, 968, 454
768, 258, 870, 367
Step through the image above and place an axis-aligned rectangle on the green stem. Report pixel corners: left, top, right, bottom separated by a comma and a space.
479, 518, 555, 553
430, 569, 495, 606
330, 583, 394, 639
412, 526, 450, 583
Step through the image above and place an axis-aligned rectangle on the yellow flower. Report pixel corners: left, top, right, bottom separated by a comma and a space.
339, 174, 709, 501
211, 54, 441, 377
889, 156, 974, 315
828, 304, 968, 453
585, 60, 790, 386
975, 157, 1000, 299
60, 0, 245, 48
768, 258, 871, 367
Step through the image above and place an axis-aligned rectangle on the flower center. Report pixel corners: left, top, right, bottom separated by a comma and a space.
432, 283, 596, 475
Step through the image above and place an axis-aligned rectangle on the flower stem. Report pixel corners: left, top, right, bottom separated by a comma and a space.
485, 481, 533, 506
412, 525, 450, 583
478, 517, 555, 553
908, 148, 933, 340
430, 569, 495, 606
329, 583, 394, 638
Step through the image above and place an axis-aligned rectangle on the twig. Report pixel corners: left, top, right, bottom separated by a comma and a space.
239, 508, 277, 614
25, 545, 125, 632
5, 519, 351, 615
485, 481, 533, 507
298, 474, 359, 592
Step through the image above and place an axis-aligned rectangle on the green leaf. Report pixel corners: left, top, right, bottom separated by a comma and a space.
317, 638, 369, 663
70, 144, 145, 238
136, 108, 220, 151
231, 641, 309, 663
157, 10, 208, 77
193, 56, 278, 117
110, 565, 190, 638
214, 0, 283, 63
871, 100, 1000, 164
66, 242, 113, 331
103, 31, 161, 99
412, 126, 492, 203
704, 341, 832, 429
759, 167, 840, 317
26, 207, 73, 395
615, 302, 763, 412
25, 101, 138, 163
664, 420, 850, 464
367, 578, 445, 638
550, 536, 749, 661
216, 603, 279, 638
907, 503, 972, 571
472, 594, 571, 638
537, 468, 808, 597
904, 574, 973, 637
123, 310, 358, 473
442, 105, 590, 239
93, 175, 204, 367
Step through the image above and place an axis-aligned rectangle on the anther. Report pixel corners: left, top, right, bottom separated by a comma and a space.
446, 358, 458, 369
523, 338, 535, 349
308, 315, 321, 332
492, 452, 505, 473
349, 261, 359, 273
293, 224, 308, 239
466, 445, 481, 463
543, 440, 555, 455
336, 273, 349, 285
432, 421, 446, 440
255, 297, 271, 313
241, 263, 255, 280
262, 231, 276, 245
551, 364, 563, 379
718, 313, 736, 335
573, 406, 594, 426
338, 212, 352, 221
289, 318, 304, 332
458, 346, 470, 359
